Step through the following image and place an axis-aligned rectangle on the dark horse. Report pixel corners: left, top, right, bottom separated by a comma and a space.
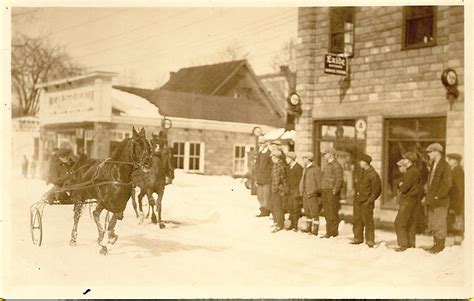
131, 144, 173, 228
68, 127, 151, 255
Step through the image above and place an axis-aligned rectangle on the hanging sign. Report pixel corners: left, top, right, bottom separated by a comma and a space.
324, 54, 347, 76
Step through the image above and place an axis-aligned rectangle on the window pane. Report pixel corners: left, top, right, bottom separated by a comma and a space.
195, 144, 200, 156
389, 119, 417, 139
331, 33, 345, 53
418, 117, 447, 139
321, 125, 338, 138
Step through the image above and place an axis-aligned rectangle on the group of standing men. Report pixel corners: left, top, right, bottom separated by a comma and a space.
254, 136, 345, 239
394, 143, 464, 253
254, 137, 464, 254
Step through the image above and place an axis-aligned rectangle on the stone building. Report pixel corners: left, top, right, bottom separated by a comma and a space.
295, 6, 464, 221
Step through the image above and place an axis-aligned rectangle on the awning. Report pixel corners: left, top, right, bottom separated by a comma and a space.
264, 128, 295, 141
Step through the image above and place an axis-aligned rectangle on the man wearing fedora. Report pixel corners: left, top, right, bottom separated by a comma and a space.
351, 153, 381, 248
299, 152, 322, 235
423, 143, 452, 253
393, 154, 422, 252
255, 136, 272, 217
320, 147, 344, 238
446, 153, 464, 244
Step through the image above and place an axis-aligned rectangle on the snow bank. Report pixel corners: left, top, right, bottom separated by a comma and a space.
111, 88, 160, 118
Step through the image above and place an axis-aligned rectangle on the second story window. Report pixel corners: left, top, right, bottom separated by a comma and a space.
329, 7, 355, 57
403, 6, 436, 49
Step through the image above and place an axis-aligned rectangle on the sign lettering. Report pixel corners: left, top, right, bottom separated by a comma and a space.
324, 54, 348, 76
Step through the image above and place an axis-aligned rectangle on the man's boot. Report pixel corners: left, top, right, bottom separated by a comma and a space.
427, 236, 438, 252
430, 238, 445, 254
311, 221, 319, 236
301, 220, 312, 233
256, 207, 265, 217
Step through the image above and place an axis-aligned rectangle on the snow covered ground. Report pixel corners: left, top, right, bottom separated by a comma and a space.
1, 170, 471, 298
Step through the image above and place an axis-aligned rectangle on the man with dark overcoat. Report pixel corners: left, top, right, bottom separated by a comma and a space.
446, 153, 464, 244
270, 150, 288, 233
393, 154, 422, 252
286, 151, 303, 231
423, 143, 452, 254
351, 153, 381, 248
255, 136, 272, 217
320, 147, 344, 238
298, 152, 322, 235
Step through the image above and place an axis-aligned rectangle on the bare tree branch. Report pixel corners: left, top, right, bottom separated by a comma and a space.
11, 33, 84, 117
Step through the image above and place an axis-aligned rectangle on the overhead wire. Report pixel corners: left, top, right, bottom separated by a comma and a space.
82, 9, 297, 70
76, 8, 295, 61
49, 8, 129, 36
70, 8, 197, 50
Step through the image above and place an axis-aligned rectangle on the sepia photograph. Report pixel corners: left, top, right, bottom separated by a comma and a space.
1, 0, 472, 298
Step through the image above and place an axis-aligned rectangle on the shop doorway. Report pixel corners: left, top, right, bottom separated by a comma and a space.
314, 120, 366, 205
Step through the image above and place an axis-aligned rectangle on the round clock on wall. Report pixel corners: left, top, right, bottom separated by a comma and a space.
441, 68, 458, 87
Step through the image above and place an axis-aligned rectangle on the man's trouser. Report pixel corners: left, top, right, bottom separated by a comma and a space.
257, 184, 271, 213
302, 194, 321, 220
321, 189, 341, 236
353, 200, 375, 243
271, 192, 285, 228
288, 190, 301, 226
427, 205, 448, 240
394, 197, 417, 248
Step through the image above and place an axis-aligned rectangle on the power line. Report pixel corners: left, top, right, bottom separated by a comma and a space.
81, 10, 296, 70
71, 8, 197, 50
75, 8, 295, 60
49, 8, 128, 36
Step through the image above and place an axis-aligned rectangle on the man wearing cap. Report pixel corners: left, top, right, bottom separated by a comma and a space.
286, 152, 303, 231
298, 152, 322, 235
423, 143, 452, 253
270, 149, 288, 232
393, 154, 422, 252
351, 153, 381, 248
446, 153, 464, 244
320, 147, 344, 238
255, 136, 272, 217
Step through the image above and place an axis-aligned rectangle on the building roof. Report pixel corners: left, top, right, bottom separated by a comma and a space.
111, 88, 161, 118
113, 86, 285, 128
161, 60, 247, 94
36, 71, 118, 89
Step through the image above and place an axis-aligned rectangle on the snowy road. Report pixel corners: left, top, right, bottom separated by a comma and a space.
2, 171, 470, 298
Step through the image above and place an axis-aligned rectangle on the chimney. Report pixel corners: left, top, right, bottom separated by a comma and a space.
279, 65, 290, 75
169, 71, 176, 80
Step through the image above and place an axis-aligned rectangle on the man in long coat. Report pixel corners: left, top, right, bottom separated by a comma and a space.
255, 136, 272, 217
299, 152, 322, 235
351, 153, 381, 248
394, 155, 422, 251
270, 150, 288, 232
286, 152, 303, 231
446, 153, 464, 244
424, 143, 452, 253
320, 147, 344, 238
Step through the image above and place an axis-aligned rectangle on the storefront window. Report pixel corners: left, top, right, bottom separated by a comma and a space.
315, 120, 366, 205
383, 117, 446, 209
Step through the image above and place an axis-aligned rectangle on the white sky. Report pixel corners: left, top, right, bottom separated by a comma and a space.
11, 6, 298, 88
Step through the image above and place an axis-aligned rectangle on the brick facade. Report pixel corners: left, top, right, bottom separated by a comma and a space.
296, 6, 464, 218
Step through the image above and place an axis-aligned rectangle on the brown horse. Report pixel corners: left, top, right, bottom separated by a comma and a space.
131, 144, 173, 228
68, 127, 151, 255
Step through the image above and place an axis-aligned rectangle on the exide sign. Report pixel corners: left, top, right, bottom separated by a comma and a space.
324, 54, 347, 76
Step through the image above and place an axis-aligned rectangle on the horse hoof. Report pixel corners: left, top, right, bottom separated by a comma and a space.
99, 246, 108, 255
108, 235, 119, 245
69, 239, 77, 246
159, 223, 166, 229
151, 216, 158, 224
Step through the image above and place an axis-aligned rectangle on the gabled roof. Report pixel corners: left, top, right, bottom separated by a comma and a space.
113, 86, 285, 128
161, 60, 247, 94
